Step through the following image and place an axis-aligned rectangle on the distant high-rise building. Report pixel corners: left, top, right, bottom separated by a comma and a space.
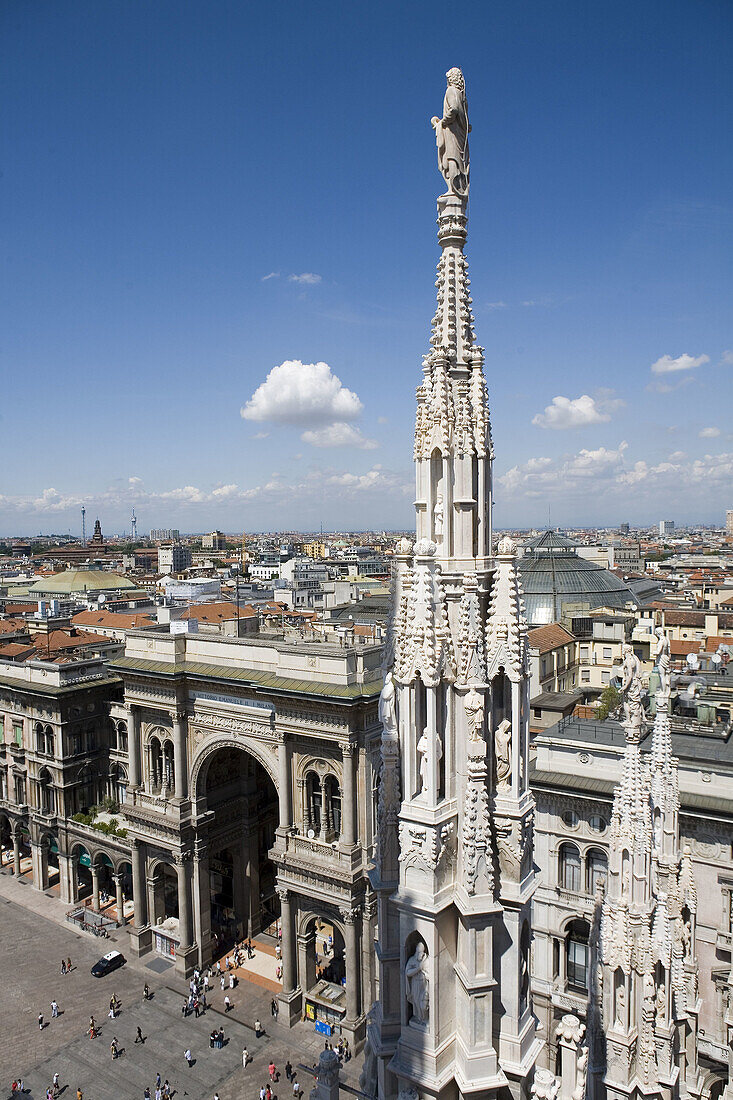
659, 519, 675, 536
618, 522, 630, 535
202, 530, 226, 551
726, 510, 733, 536
150, 528, 180, 542
158, 543, 192, 573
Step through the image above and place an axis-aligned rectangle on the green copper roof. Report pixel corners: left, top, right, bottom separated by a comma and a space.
27, 570, 139, 594
109, 655, 382, 702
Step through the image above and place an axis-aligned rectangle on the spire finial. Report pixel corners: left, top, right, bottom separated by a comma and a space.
431, 68, 471, 199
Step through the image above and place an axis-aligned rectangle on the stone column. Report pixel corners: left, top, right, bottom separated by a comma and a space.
277, 734, 291, 832
12, 833, 21, 875
57, 851, 75, 904
176, 855, 192, 950
114, 872, 125, 924
341, 742, 356, 848
30, 841, 45, 891
298, 778, 308, 831
341, 906, 361, 1023
320, 780, 328, 840
128, 706, 141, 788
558, 1014, 585, 1100
171, 711, 188, 799
278, 888, 296, 995
131, 841, 148, 928
91, 864, 100, 912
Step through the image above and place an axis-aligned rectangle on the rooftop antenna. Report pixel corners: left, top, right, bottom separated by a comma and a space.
81, 506, 86, 547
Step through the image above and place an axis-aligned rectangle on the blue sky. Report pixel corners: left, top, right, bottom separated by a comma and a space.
2, 0, 732, 535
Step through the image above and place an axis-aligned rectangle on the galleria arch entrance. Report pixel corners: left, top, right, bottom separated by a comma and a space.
197, 745, 279, 952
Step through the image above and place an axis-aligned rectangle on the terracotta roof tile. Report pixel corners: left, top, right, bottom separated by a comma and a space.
528, 623, 576, 653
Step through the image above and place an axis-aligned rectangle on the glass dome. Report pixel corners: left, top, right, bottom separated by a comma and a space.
517, 531, 637, 627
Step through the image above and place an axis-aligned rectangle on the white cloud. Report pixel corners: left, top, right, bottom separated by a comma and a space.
252, 431, 270, 440
532, 393, 622, 430
261, 272, 279, 281
721, 350, 733, 365
699, 426, 721, 438
486, 301, 508, 310
301, 423, 378, 450
241, 360, 363, 426
128, 476, 142, 485
650, 353, 709, 375
647, 375, 697, 394
288, 272, 321, 285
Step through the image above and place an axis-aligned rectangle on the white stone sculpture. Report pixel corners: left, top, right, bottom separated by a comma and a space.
615, 981, 626, 1028
405, 941, 430, 1024
494, 718, 512, 790
464, 687, 484, 742
654, 627, 671, 701
379, 672, 398, 735
417, 726, 442, 795
433, 494, 444, 542
431, 68, 470, 198
619, 644, 645, 740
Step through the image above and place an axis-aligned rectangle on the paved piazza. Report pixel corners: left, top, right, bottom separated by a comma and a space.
0, 876, 363, 1100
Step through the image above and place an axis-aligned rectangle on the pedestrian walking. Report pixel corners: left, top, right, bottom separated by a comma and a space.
224, 995, 231, 1012
144, 1088, 151, 1100
38, 1013, 44, 1031
214, 1094, 220, 1100
265, 1085, 272, 1100
259, 1087, 266, 1100
61, 960, 66, 975
135, 1026, 145, 1043
155, 1089, 162, 1100
194, 998, 200, 1018
110, 1038, 118, 1060
220, 975, 225, 991
254, 1017, 262, 1037
285, 1060, 293, 1082
268, 1060, 278, 1082
163, 1081, 170, 1100
271, 997, 278, 1018
52, 1073, 60, 1095
292, 1080, 301, 1098
66, 958, 71, 973
203, 973, 210, 991
242, 1047, 249, 1068
184, 1047, 193, 1068
155, 1073, 162, 1089
228, 972, 234, 989
215, 960, 221, 976
51, 1000, 59, 1018
76, 1089, 82, 1100
181, 998, 188, 1017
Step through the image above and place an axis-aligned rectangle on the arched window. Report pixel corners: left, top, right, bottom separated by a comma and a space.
35, 723, 45, 754
39, 768, 54, 815
587, 848, 608, 894
566, 919, 590, 992
44, 725, 54, 755
559, 843, 581, 892
117, 721, 128, 753
163, 742, 174, 792
326, 776, 341, 839
148, 736, 162, 792
306, 772, 322, 835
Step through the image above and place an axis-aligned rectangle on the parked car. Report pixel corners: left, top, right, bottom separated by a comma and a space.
91, 950, 126, 977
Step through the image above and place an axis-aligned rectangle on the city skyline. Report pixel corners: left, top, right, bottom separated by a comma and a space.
3, 0, 732, 534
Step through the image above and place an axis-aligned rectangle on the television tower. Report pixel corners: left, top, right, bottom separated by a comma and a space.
81, 506, 86, 547
131, 509, 138, 540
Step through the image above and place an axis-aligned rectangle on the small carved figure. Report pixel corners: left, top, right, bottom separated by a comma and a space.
494, 718, 511, 790
431, 68, 470, 198
464, 687, 484, 742
378, 671, 397, 735
433, 494, 444, 542
405, 942, 429, 1024
655, 983, 665, 1021
653, 627, 671, 700
615, 981, 626, 1028
619, 644, 644, 739
417, 727, 442, 795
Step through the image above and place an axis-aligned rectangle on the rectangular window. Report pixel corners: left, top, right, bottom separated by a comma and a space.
567, 940, 588, 991
13, 722, 23, 746
601, 671, 610, 685
602, 647, 612, 660
581, 670, 591, 683
533, 708, 542, 719
580, 646, 589, 660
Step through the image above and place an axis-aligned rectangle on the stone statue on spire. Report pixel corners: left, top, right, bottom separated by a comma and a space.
431, 67, 470, 198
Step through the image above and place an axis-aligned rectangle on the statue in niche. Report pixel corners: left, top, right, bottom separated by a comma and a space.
655, 982, 666, 1022
464, 687, 484, 742
433, 495, 444, 542
379, 671, 397, 735
614, 981, 626, 1028
417, 727, 442, 795
643, 971, 655, 1004
494, 718, 512, 790
654, 627, 671, 699
619, 644, 644, 739
431, 68, 470, 198
405, 941, 429, 1024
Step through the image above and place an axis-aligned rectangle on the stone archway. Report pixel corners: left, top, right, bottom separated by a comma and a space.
193, 740, 280, 960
